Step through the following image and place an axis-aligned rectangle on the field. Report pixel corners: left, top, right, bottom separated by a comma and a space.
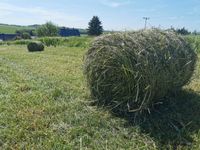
0, 24, 88, 35
0, 37, 200, 149
0, 24, 34, 34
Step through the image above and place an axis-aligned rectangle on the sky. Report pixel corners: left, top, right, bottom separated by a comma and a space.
0, 0, 200, 31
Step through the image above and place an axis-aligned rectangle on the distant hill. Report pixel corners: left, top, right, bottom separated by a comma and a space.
27, 24, 41, 28
0, 23, 88, 35
0, 23, 35, 34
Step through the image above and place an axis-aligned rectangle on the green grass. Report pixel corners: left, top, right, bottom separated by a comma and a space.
0, 24, 34, 34
186, 35, 200, 53
0, 43, 200, 149
0, 36, 93, 48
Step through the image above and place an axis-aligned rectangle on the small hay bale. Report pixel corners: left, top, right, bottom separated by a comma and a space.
27, 41, 44, 52
83, 29, 197, 113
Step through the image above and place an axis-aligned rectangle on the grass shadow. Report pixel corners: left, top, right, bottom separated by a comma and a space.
110, 89, 200, 149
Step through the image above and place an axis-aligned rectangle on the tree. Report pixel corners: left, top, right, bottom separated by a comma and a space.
192, 30, 198, 35
176, 27, 190, 35
16, 29, 36, 36
36, 21, 58, 37
169, 26, 176, 32
88, 16, 103, 36
16, 29, 36, 39
21, 32, 31, 39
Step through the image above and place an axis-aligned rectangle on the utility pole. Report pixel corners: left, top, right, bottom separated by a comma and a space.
143, 17, 150, 29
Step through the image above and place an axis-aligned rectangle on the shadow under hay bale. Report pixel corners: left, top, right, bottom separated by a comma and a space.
115, 90, 200, 149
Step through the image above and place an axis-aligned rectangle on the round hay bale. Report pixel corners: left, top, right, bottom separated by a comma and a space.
27, 41, 44, 52
83, 29, 197, 113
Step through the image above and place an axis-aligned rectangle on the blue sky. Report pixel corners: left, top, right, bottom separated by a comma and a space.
0, 0, 200, 31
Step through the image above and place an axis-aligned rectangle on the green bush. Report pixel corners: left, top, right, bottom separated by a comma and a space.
37, 22, 58, 37
84, 29, 197, 113
27, 41, 44, 52
21, 32, 31, 39
38, 37, 65, 47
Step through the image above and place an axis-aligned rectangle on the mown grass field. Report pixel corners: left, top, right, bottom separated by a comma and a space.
0, 37, 200, 149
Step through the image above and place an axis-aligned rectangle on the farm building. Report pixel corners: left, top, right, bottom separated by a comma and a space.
0, 34, 17, 41
59, 27, 80, 37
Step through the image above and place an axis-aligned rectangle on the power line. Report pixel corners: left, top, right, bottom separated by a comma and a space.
143, 17, 150, 29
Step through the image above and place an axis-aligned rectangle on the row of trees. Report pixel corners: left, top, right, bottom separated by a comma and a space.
15, 16, 199, 39
15, 16, 103, 39
169, 27, 191, 35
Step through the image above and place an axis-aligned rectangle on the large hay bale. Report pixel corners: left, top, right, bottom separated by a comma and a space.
83, 29, 197, 113
27, 41, 44, 52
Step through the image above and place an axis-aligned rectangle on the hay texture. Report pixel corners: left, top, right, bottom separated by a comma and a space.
27, 41, 44, 52
84, 29, 197, 113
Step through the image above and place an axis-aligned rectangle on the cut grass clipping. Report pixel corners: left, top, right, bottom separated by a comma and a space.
27, 41, 44, 52
84, 29, 197, 113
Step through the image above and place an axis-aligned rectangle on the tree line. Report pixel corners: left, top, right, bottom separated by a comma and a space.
15, 16, 103, 39
14, 16, 199, 39
169, 27, 199, 35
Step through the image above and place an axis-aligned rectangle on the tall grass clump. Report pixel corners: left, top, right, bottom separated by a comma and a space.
186, 35, 200, 53
37, 37, 91, 47
12, 39, 32, 45
0, 41, 4, 45
84, 29, 197, 114
38, 37, 66, 47
0, 40, 32, 45
65, 36, 91, 48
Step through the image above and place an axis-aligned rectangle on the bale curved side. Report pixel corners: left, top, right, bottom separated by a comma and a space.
83, 29, 197, 113
27, 41, 44, 52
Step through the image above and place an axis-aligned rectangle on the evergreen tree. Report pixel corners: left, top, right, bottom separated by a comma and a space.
176, 27, 190, 35
88, 16, 103, 36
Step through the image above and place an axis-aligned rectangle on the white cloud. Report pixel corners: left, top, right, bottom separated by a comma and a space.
101, 0, 131, 8
0, 2, 86, 28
